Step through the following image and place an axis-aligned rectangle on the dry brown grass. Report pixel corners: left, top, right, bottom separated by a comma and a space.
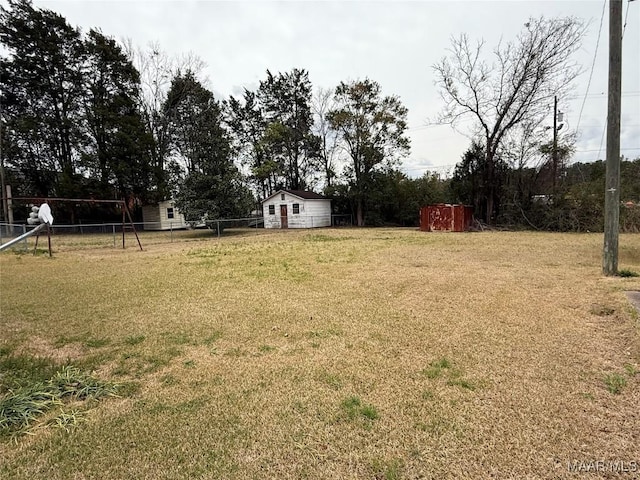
1, 229, 639, 479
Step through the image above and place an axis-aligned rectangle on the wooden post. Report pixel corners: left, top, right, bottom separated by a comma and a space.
603, 0, 622, 276
122, 205, 126, 249
0, 114, 6, 223
123, 200, 143, 251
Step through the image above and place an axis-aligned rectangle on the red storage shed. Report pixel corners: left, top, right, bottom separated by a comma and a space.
420, 204, 474, 232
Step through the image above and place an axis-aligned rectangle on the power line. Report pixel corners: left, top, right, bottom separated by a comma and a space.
576, 147, 640, 153
622, 0, 633, 39
597, 120, 608, 161
575, 0, 607, 135
580, 123, 640, 127
566, 91, 640, 100
575, 0, 637, 166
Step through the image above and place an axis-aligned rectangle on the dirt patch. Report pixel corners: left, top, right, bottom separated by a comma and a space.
16, 336, 84, 362
626, 291, 640, 313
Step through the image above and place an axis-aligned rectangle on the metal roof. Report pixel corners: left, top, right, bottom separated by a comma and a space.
262, 189, 328, 202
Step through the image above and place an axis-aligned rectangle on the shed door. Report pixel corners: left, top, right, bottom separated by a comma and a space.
280, 205, 288, 229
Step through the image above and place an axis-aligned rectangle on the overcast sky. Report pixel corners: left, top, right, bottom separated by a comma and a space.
32, 0, 640, 178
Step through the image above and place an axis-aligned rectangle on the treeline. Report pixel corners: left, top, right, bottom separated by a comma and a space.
0, 0, 410, 226
1, 1, 638, 231
448, 142, 640, 232
327, 154, 640, 231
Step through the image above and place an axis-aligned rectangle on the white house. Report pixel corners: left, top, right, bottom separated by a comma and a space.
142, 199, 190, 230
262, 190, 331, 229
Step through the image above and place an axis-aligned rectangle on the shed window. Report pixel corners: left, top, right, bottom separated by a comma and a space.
281, 193, 285, 200
167, 207, 174, 219
293, 203, 300, 214
268, 205, 275, 215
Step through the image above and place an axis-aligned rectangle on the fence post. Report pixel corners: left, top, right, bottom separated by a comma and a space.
216, 221, 220, 238
170, 222, 173, 242
112, 224, 116, 248
22, 224, 27, 250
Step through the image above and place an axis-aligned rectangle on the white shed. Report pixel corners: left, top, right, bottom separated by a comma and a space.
262, 190, 331, 229
142, 199, 190, 230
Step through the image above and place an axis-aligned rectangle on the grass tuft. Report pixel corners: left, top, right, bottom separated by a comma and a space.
446, 378, 476, 390
360, 404, 379, 420
162, 332, 192, 346
371, 458, 404, 480
604, 373, 627, 394
50, 409, 84, 433
124, 335, 146, 346
203, 331, 223, 345
84, 338, 110, 348
618, 269, 639, 278
340, 396, 379, 422
49, 366, 118, 400
0, 365, 118, 436
0, 355, 59, 394
0, 346, 13, 357
319, 372, 343, 390
421, 389, 435, 400
422, 357, 452, 378
0, 386, 61, 433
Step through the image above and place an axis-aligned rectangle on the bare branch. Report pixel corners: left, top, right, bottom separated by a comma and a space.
432, 15, 586, 220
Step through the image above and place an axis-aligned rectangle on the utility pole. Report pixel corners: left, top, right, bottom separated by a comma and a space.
603, 0, 622, 276
0, 93, 7, 223
552, 95, 558, 195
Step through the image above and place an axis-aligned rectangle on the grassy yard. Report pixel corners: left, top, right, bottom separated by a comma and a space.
1, 229, 639, 479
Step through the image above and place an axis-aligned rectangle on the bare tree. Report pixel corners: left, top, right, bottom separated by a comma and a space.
433, 16, 586, 222
122, 39, 206, 199
312, 87, 340, 190
501, 121, 546, 171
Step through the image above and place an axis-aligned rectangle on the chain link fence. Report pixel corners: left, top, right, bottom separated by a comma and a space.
0, 214, 353, 252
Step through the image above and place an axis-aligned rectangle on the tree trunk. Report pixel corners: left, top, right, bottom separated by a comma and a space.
486, 194, 495, 225
356, 198, 365, 226
485, 144, 496, 224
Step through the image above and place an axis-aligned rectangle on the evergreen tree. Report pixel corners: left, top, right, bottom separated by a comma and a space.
166, 74, 253, 222
83, 29, 153, 201
1, 0, 85, 197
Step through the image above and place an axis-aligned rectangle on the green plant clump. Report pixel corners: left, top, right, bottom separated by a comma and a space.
618, 269, 639, 278
422, 357, 452, 378
604, 373, 627, 395
0, 366, 118, 435
340, 396, 379, 421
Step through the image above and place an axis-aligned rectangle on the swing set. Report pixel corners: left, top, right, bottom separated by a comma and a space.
0, 197, 143, 256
